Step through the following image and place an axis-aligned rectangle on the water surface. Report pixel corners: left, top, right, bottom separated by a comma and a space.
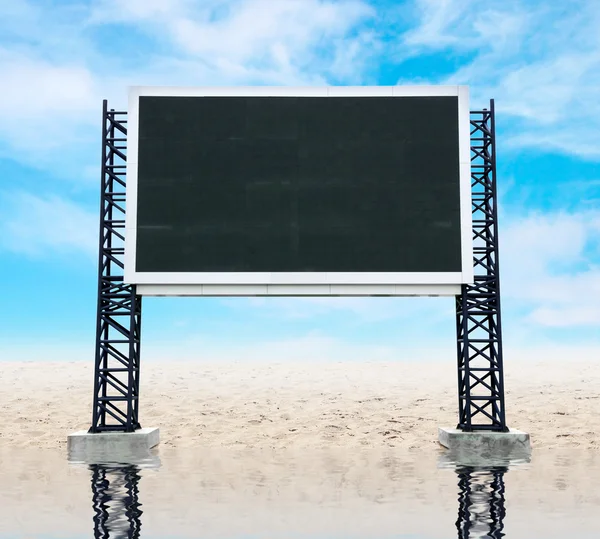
1, 446, 599, 538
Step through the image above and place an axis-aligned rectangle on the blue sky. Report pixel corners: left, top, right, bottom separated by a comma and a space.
0, 0, 599, 364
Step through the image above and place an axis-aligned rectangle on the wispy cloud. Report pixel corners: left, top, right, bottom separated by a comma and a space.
501, 210, 600, 327
0, 191, 97, 258
101, 0, 377, 80
403, 0, 528, 53
227, 295, 453, 324
142, 331, 450, 363
0, 0, 379, 176
0, 49, 101, 168
402, 0, 600, 160
0, 0, 107, 178
403, 0, 476, 49
90, 0, 378, 84
2, 0, 599, 172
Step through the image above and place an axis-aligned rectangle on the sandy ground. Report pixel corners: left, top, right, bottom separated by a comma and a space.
0, 358, 599, 450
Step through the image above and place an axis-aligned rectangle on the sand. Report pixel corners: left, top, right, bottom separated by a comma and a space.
0, 358, 599, 450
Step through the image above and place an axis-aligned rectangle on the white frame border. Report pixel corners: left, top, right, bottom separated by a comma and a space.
125, 85, 473, 295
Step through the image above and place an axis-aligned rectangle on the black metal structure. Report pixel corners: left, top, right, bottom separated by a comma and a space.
90, 100, 142, 433
88, 98, 508, 434
456, 101, 508, 432
455, 465, 507, 538
90, 463, 143, 538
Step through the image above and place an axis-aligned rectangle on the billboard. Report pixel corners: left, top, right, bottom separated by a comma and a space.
125, 86, 472, 296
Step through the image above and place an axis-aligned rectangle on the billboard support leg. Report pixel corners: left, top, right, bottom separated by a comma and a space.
89, 100, 142, 433
455, 101, 508, 432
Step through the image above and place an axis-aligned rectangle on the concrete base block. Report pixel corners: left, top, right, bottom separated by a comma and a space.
67, 427, 160, 466
438, 427, 531, 464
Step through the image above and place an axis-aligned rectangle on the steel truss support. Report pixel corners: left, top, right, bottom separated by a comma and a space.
456, 100, 508, 432
89, 100, 142, 433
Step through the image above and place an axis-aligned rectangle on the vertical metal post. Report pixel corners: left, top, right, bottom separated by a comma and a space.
456, 101, 508, 432
89, 101, 142, 433
489, 101, 508, 429
91, 100, 108, 433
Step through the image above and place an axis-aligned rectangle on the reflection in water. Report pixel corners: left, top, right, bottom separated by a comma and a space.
90, 464, 143, 539
85, 457, 511, 539
4, 446, 599, 537
455, 465, 508, 539
85, 458, 511, 539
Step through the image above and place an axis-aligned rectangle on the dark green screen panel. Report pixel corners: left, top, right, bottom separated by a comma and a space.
135, 95, 462, 273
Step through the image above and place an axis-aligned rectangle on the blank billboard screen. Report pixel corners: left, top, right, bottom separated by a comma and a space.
133, 93, 463, 275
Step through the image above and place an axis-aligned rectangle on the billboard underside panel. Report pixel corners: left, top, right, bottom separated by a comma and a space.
137, 284, 462, 297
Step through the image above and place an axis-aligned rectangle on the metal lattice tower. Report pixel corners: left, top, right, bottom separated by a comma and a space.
456, 100, 508, 432
90, 100, 142, 433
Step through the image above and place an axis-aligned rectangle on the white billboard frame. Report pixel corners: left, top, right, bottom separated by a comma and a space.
125, 85, 472, 297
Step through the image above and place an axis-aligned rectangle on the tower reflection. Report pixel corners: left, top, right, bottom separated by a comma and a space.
89, 464, 143, 539
455, 465, 508, 539
81, 451, 518, 537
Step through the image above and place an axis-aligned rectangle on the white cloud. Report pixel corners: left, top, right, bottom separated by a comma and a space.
229, 295, 453, 323
500, 210, 600, 327
2, 0, 598, 172
0, 1, 111, 178
403, 0, 600, 159
403, 0, 474, 49
529, 305, 600, 327
0, 191, 97, 258
142, 331, 450, 363
0, 0, 378, 175
0, 50, 97, 117
169, 1, 371, 59
90, 0, 193, 21
403, 0, 527, 53
501, 212, 590, 272
0, 49, 101, 164
1, 0, 599, 173
90, 0, 377, 84
492, 54, 598, 125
